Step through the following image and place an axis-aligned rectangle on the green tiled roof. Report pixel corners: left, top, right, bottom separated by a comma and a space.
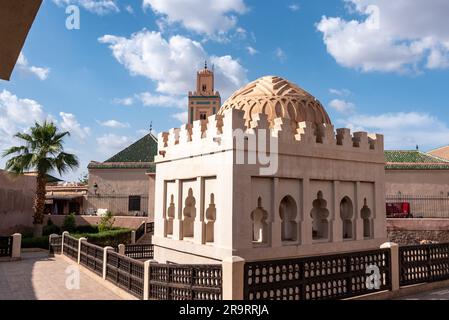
385, 150, 449, 170
105, 133, 158, 163
88, 133, 158, 172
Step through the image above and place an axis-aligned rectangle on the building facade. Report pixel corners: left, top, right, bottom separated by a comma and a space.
86, 133, 157, 218
188, 63, 221, 124
153, 76, 387, 264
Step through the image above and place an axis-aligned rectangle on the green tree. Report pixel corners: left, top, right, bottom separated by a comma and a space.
2, 121, 79, 236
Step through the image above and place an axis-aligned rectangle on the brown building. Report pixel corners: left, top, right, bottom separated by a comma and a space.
86, 133, 157, 217
188, 62, 221, 124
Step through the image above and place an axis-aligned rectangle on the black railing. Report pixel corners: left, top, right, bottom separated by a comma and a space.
244, 249, 391, 300
136, 223, 146, 242
386, 194, 449, 218
125, 244, 154, 260
79, 241, 104, 276
146, 222, 154, 234
399, 242, 449, 286
63, 235, 79, 261
49, 235, 63, 255
0, 236, 12, 257
149, 264, 222, 300
106, 250, 145, 299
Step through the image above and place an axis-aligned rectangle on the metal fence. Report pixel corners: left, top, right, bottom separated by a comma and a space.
386, 194, 449, 218
124, 244, 154, 260
63, 235, 79, 261
0, 236, 12, 257
136, 222, 154, 242
399, 242, 449, 286
85, 194, 149, 217
80, 241, 104, 276
244, 249, 391, 300
149, 264, 223, 300
49, 235, 63, 255
106, 250, 145, 299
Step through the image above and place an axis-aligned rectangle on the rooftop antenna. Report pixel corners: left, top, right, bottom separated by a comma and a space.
204, 60, 208, 70
149, 121, 153, 134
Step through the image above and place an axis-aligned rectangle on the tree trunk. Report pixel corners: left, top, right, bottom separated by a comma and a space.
33, 172, 46, 237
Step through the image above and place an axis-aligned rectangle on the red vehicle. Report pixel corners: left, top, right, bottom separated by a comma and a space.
386, 202, 412, 218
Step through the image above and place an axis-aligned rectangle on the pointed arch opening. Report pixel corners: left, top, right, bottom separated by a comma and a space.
166, 194, 175, 236
182, 188, 196, 238
279, 195, 298, 242
361, 198, 373, 239
340, 196, 354, 240
311, 191, 329, 241
251, 197, 268, 244
205, 193, 216, 243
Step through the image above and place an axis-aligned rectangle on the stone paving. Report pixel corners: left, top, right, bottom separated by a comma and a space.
398, 288, 449, 300
0, 251, 123, 300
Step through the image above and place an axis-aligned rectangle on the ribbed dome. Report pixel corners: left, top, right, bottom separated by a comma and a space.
218, 76, 331, 127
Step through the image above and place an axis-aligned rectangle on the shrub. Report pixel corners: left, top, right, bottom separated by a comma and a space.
43, 218, 61, 236
21, 236, 50, 249
74, 225, 98, 234
72, 228, 131, 247
98, 211, 115, 232
62, 213, 76, 232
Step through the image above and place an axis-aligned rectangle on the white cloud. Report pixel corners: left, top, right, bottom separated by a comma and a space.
139, 92, 186, 109
59, 112, 90, 142
246, 46, 258, 56
99, 30, 247, 99
125, 5, 134, 14
275, 47, 286, 63
52, 0, 119, 15
338, 111, 449, 150
96, 134, 130, 154
142, 0, 247, 38
329, 99, 356, 113
112, 97, 134, 106
288, 4, 300, 12
317, 0, 449, 73
16, 53, 50, 80
97, 120, 129, 128
329, 88, 351, 96
172, 111, 188, 123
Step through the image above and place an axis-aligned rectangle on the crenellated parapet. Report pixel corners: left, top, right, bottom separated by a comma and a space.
155, 109, 384, 163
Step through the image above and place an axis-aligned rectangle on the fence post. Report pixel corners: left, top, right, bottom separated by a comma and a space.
131, 231, 136, 244
118, 244, 125, 255
381, 242, 400, 291
11, 233, 22, 259
61, 231, 69, 255
103, 246, 114, 280
222, 256, 245, 300
143, 260, 151, 300
78, 237, 87, 264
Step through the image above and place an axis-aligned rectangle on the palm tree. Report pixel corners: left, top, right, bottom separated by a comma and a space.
2, 121, 79, 236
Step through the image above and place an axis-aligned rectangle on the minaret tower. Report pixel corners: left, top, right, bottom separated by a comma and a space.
188, 61, 221, 124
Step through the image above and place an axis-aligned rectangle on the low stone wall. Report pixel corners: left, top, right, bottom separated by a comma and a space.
43, 215, 151, 230
387, 218, 449, 245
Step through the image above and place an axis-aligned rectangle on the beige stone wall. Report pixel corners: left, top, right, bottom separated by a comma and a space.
0, 170, 36, 235
152, 109, 387, 264
85, 168, 154, 217
386, 169, 449, 195
387, 218, 449, 245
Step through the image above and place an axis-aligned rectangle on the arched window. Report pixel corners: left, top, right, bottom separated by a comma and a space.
311, 191, 329, 240
251, 197, 268, 244
182, 188, 196, 238
340, 196, 354, 240
166, 194, 175, 236
205, 193, 216, 243
279, 196, 298, 241
361, 198, 372, 238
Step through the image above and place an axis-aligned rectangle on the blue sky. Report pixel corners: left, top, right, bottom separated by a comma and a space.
1, 0, 449, 180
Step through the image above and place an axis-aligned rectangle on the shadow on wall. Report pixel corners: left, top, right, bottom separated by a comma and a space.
0, 170, 36, 235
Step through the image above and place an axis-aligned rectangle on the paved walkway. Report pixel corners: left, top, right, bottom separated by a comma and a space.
399, 287, 449, 300
0, 251, 123, 300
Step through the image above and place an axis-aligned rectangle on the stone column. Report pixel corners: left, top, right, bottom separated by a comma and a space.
222, 256, 245, 300
271, 178, 282, 247
355, 181, 364, 240
143, 260, 151, 300
77, 237, 87, 264
380, 242, 399, 291
173, 179, 183, 240
131, 231, 136, 244
11, 233, 22, 259
118, 244, 125, 255
103, 246, 114, 280
301, 177, 312, 245
194, 177, 205, 244
61, 231, 69, 255
332, 181, 342, 242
